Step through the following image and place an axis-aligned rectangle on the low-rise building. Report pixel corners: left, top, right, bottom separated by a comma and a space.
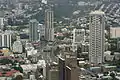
114, 52, 120, 60
13, 40, 23, 53
102, 66, 117, 72
110, 27, 120, 38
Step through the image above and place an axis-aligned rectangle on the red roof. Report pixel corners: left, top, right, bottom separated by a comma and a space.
1, 70, 19, 77
0, 72, 2, 76
5, 72, 13, 77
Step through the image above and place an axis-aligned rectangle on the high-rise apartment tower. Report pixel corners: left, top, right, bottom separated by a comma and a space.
45, 9, 54, 41
29, 19, 39, 42
89, 10, 105, 64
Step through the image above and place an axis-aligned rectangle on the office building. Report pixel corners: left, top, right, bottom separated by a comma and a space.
45, 9, 54, 41
59, 50, 79, 80
65, 53, 79, 80
29, 19, 39, 42
65, 54, 79, 80
48, 63, 59, 80
0, 32, 12, 48
89, 10, 105, 64
72, 29, 85, 52
65, 65, 79, 80
48, 69, 59, 80
59, 56, 65, 80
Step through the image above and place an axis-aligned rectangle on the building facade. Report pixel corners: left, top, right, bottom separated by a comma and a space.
0, 18, 4, 30
89, 11, 105, 64
59, 56, 65, 80
12, 41, 23, 53
72, 29, 85, 52
110, 27, 120, 38
59, 52, 79, 80
38, 24, 45, 37
65, 66, 79, 80
48, 67, 59, 80
0, 32, 12, 48
45, 9, 54, 41
29, 19, 39, 42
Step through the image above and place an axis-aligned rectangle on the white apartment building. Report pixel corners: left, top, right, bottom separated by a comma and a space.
89, 10, 105, 64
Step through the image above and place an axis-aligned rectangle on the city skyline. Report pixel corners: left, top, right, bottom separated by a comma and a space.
0, 0, 119, 80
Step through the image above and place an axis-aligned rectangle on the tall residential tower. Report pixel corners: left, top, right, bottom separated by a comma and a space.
29, 19, 39, 42
45, 9, 54, 41
89, 11, 105, 64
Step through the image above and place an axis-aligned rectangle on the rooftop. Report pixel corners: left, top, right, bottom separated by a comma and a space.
29, 19, 38, 23
90, 10, 105, 15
